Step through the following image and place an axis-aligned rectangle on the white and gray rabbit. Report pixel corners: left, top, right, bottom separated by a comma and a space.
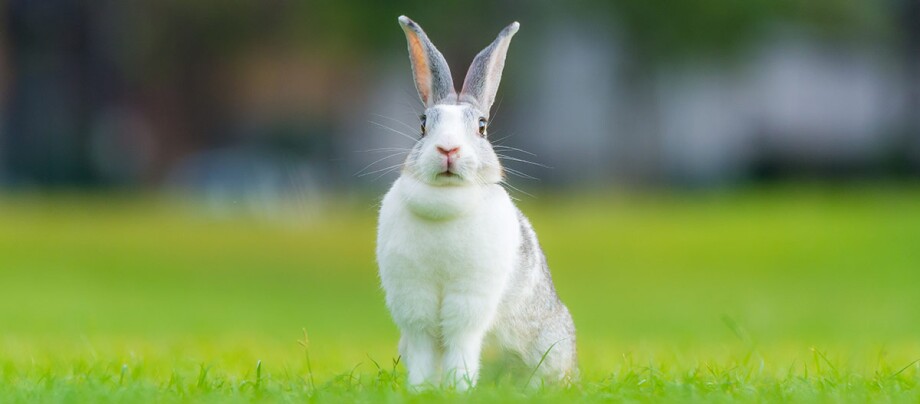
376, 16, 577, 390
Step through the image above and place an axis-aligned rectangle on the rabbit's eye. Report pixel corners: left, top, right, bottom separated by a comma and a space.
419, 114, 427, 137
478, 117, 488, 137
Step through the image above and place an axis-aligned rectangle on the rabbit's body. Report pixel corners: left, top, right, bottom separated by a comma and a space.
378, 176, 518, 385
378, 175, 576, 388
376, 17, 576, 390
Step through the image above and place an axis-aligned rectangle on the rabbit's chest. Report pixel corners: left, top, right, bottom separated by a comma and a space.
420, 218, 510, 277
382, 209, 516, 283
377, 180, 520, 285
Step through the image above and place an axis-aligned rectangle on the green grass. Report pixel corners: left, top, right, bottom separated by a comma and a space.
1, 184, 919, 401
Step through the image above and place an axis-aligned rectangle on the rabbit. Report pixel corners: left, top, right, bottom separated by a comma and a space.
376, 15, 577, 391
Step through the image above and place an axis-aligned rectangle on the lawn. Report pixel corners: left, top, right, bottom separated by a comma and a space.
0, 184, 919, 401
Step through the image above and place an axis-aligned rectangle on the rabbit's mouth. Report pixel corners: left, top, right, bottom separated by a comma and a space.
432, 170, 468, 186
436, 171, 460, 182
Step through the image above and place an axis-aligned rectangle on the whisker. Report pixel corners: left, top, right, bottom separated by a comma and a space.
371, 166, 403, 181
502, 166, 539, 181
499, 180, 535, 198
497, 154, 553, 169
354, 147, 411, 153
500, 183, 521, 201
491, 132, 516, 144
371, 114, 420, 135
354, 153, 407, 176
396, 101, 422, 114
401, 89, 425, 110
358, 162, 406, 178
369, 121, 418, 143
493, 145, 537, 157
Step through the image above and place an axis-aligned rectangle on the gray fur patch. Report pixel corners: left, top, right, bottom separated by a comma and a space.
491, 208, 577, 381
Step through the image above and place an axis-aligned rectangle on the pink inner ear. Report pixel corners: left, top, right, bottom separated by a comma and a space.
406, 33, 431, 104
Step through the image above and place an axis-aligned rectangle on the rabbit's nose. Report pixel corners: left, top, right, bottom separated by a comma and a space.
436, 146, 460, 157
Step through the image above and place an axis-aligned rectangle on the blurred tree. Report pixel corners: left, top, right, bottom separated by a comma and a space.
0, 0, 904, 187
3, 0, 98, 185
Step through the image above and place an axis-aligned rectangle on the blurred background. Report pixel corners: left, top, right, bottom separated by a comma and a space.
1, 0, 919, 382
2, 0, 918, 196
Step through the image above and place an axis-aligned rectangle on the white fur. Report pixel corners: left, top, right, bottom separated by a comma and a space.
377, 176, 520, 390
377, 104, 521, 390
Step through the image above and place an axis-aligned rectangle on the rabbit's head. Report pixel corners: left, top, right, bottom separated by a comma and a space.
397, 16, 519, 187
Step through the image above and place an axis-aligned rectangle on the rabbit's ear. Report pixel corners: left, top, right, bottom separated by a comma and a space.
460, 22, 519, 116
398, 16, 456, 107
